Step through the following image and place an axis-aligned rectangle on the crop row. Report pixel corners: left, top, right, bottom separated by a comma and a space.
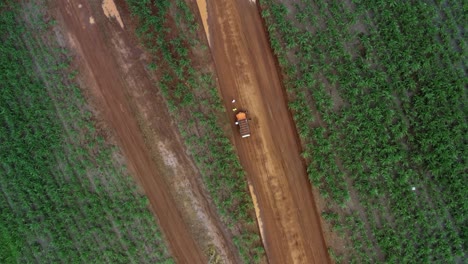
260, 0, 465, 262
124, 0, 265, 262
0, 1, 173, 263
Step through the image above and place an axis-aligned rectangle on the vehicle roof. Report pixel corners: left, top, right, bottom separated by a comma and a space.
236, 112, 247, 120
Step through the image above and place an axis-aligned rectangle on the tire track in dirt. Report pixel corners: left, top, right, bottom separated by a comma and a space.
53, 1, 207, 263
198, 0, 331, 263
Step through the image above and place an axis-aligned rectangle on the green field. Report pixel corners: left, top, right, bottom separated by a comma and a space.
0, 1, 173, 263
260, 0, 466, 262
124, 1, 265, 262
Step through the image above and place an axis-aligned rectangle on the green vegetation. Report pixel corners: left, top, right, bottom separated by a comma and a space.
260, 0, 466, 262
0, 1, 173, 263
124, 0, 265, 262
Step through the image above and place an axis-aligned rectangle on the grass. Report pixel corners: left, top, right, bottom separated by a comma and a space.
0, 1, 173, 263
259, 0, 466, 262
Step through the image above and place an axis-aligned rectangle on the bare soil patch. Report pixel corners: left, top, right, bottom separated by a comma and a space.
50, 1, 239, 262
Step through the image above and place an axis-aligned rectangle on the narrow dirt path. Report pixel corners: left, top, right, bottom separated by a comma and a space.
199, 0, 331, 263
53, 1, 208, 263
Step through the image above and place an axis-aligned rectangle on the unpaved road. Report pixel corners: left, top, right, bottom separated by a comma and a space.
52, 1, 223, 263
200, 0, 331, 263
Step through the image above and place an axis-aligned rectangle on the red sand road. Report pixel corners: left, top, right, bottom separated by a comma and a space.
203, 0, 331, 263
54, 1, 206, 263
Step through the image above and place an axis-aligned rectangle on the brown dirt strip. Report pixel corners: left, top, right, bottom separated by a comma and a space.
53, 1, 207, 263
199, 0, 331, 263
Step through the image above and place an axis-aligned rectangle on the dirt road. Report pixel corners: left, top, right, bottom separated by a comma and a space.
200, 0, 331, 263
52, 1, 216, 263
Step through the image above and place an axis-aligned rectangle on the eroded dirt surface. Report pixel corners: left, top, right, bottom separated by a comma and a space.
52, 1, 238, 263
200, 0, 331, 263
